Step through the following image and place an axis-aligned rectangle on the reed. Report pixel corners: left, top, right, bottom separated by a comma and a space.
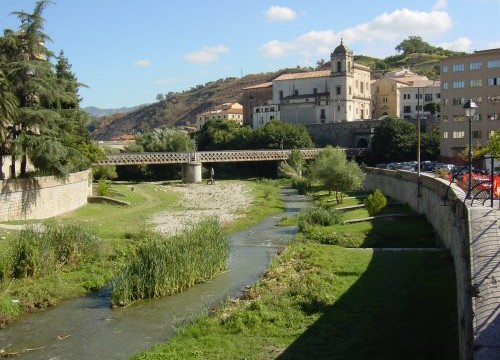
297, 206, 344, 231
111, 218, 228, 306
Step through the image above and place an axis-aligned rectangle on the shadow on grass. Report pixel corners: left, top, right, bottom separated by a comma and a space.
277, 250, 459, 360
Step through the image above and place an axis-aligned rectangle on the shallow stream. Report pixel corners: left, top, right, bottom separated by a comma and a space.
0, 188, 310, 359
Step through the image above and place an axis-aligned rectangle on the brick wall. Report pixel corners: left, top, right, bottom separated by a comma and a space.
0, 170, 91, 221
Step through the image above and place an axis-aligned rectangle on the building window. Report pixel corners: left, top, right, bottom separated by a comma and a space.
470, 62, 481, 70
425, 94, 433, 101
453, 98, 465, 105
337, 105, 341, 112
472, 131, 482, 139
336, 86, 341, 95
270, 115, 275, 120
415, 105, 422, 111
443, 82, 448, 89
313, 88, 318, 94
294, 89, 299, 96
453, 115, 465, 122
443, 131, 448, 139
382, 96, 388, 102
403, 106, 411, 113
488, 113, 499, 120
442, 65, 448, 73
349, 86, 352, 95
320, 109, 326, 120
337, 61, 341, 72
470, 79, 482, 87
443, 115, 448, 122
453, 131, 465, 139
452, 64, 464, 72
487, 60, 500, 68
360, 82, 364, 93
270, 107, 275, 111
487, 77, 500, 86
443, 98, 448, 106
279, 90, 283, 99
256, 108, 260, 113
453, 81, 465, 89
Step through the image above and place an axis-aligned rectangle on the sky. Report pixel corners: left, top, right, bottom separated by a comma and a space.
1, 0, 499, 109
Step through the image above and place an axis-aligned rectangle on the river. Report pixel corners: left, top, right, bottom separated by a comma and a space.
0, 188, 310, 359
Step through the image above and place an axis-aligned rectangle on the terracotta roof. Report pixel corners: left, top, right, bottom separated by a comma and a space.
242, 82, 273, 90
274, 70, 331, 81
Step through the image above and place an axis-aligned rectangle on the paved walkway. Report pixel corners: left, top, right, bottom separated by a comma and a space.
470, 206, 500, 360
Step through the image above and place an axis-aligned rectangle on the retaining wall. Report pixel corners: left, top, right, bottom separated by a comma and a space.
364, 168, 475, 360
0, 170, 92, 221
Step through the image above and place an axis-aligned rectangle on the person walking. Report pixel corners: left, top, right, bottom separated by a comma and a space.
207, 167, 215, 185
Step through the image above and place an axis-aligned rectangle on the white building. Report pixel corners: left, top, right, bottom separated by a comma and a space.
252, 102, 280, 129
399, 80, 441, 129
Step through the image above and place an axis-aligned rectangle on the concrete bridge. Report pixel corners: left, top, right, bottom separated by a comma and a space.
96, 148, 366, 182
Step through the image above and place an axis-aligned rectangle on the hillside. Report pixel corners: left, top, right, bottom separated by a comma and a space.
84, 105, 146, 118
91, 37, 464, 140
91, 68, 305, 140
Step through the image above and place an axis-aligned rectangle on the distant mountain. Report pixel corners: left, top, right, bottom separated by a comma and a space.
84, 105, 146, 118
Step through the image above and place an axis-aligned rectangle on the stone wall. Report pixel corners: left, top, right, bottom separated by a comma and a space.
305, 120, 378, 148
0, 170, 91, 221
364, 168, 474, 360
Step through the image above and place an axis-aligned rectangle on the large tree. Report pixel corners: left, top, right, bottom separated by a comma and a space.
252, 120, 314, 149
0, 1, 101, 178
369, 117, 418, 164
0, 70, 18, 179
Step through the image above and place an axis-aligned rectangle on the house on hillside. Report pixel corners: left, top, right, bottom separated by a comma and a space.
196, 103, 244, 130
371, 68, 441, 133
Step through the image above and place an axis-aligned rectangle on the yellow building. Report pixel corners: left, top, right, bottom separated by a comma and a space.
196, 103, 244, 130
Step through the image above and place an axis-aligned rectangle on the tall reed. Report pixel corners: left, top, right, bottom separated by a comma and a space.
111, 218, 228, 306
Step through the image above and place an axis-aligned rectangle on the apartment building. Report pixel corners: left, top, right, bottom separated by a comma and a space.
400, 80, 441, 133
252, 102, 280, 129
440, 48, 500, 157
196, 103, 243, 130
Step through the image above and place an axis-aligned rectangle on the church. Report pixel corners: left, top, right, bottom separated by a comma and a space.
248, 41, 372, 128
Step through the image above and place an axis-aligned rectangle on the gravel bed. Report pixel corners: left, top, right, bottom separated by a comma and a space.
150, 182, 252, 236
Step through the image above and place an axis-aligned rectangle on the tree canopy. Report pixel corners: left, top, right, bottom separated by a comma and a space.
308, 146, 365, 203
0, 0, 101, 179
369, 117, 418, 163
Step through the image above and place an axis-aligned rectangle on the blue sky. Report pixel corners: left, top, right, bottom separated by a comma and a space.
1, 0, 499, 109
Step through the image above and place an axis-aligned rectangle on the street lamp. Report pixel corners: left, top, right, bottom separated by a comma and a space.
463, 99, 478, 199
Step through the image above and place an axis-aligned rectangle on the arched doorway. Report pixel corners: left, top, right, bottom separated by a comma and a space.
357, 138, 368, 148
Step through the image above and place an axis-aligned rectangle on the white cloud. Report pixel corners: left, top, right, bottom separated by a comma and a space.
437, 37, 472, 52
432, 0, 447, 11
259, 8, 453, 58
185, 45, 229, 64
265, 6, 297, 22
259, 30, 337, 58
134, 60, 151, 67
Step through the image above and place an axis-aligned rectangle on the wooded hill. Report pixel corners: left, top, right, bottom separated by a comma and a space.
91, 37, 463, 140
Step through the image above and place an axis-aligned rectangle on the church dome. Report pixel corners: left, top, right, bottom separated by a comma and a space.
333, 40, 349, 55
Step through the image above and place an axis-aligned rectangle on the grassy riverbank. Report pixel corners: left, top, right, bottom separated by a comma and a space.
132, 189, 458, 360
0, 180, 283, 327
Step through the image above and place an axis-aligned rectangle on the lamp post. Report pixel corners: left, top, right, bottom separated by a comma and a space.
463, 99, 478, 199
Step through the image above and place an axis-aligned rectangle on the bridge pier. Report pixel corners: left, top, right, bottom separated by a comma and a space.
181, 162, 202, 183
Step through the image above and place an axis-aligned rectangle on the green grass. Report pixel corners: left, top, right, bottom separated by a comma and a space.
0, 180, 284, 326
132, 242, 458, 360
131, 186, 457, 360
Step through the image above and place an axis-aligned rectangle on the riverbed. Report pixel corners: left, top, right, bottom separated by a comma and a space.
0, 188, 310, 359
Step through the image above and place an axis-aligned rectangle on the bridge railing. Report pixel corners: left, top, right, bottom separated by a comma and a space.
96, 148, 366, 166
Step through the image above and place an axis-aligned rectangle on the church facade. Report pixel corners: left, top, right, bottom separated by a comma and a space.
267, 41, 371, 127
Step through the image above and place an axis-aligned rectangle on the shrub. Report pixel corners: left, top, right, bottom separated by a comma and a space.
292, 177, 309, 195
6, 222, 99, 279
365, 189, 388, 216
96, 179, 112, 196
297, 207, 344, 231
